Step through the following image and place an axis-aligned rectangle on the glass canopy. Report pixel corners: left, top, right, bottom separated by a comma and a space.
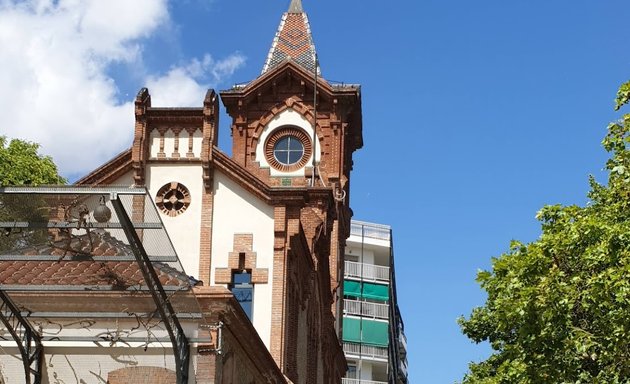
0, 186, 204, 384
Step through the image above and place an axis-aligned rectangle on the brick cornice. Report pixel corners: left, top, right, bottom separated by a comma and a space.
145, 107, 204, 124
212, 147, 335, 207
221, 61, 359, 105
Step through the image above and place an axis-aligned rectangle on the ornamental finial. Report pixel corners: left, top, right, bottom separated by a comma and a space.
288, 0, 303, 13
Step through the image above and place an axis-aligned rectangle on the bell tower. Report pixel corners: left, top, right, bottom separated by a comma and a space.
219, 1, 363, 381
221, 0, 362, 193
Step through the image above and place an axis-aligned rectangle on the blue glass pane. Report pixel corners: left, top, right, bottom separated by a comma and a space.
232, 287, 253, 320
288, 137, 303, 151
276, 137, 290, 150
230, 271, 253, 319
288, 151, 302, 164
273, 135, 304, 165
274, 150, 289, 164
233, 272, 251, 284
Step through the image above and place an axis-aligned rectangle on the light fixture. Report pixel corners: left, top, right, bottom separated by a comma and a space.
93, 196, 112, 223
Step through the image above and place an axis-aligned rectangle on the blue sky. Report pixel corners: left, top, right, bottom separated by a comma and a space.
2, 0, 630, 382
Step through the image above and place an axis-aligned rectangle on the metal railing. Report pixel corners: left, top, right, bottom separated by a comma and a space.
350, 221, 391, 241
399, 330, 407, 354
345, 261, 389, 282
344, 299, 389, 320
342, 379, 387, 384
399, 357, 408, 378
343, 342, 388, 360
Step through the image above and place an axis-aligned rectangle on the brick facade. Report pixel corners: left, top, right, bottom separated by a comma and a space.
67, 3, 362, 383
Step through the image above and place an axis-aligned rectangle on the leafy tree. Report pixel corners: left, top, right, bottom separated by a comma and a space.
0, 136, 66, 186
0, 136, 66, 252
458, 85, 630, 384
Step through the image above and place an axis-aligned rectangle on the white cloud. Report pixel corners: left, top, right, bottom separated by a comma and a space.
0, 0, 245, 178
146, 54, 246, 107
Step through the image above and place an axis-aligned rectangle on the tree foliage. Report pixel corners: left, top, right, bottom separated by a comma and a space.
0, 136, 65, 252
0, 136, 66, 186
459, 85, 630, 384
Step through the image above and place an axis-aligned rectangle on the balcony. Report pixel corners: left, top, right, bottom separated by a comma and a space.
342, 379, 387, 384
345, 261, 389, 283
398, 357, 408, 379
344, 299, 389, 320
350, 221, 391, 241
343, 342, 388, 361
398, 330, 407, 355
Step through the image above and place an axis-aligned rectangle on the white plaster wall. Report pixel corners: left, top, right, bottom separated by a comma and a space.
163, 129, 176, 158
149, 129, 203, 159
150, 129, 161, 158
255, 108, 321, 177
191, 129, 203, 157
0, 346, 185, 384
146, 163, 204, 279
0, 319, 200, 384
211, 171, 274, 349
111, 170, 135, 187
346, 245, 375, 265
359, 361, 374, 381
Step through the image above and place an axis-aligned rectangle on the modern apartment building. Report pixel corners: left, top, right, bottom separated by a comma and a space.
342, 220, 409, 384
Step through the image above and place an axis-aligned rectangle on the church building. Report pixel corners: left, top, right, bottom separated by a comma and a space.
0, 1, 364, 383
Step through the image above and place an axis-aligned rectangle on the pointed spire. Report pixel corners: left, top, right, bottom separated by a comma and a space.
261, 1, 320, 76
288, 0, 303, 13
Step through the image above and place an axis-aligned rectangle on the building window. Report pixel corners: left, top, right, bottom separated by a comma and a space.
346, 364, 357, 379
264, 126, 312, 172
230, 270, 253, 320
155, 182, 191, 217
273, 135, 304, 165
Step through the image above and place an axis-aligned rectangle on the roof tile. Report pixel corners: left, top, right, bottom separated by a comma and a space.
0, 231, 189, 289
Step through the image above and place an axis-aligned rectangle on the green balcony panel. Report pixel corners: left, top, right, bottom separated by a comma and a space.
342, 317, 361, 342
362, 282, 389, 301
342, 318, 389, 347
361, 319, 389, 346
344, 280, 362, 298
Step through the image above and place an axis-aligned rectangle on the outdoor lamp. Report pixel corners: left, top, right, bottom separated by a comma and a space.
93, 196, 112, 223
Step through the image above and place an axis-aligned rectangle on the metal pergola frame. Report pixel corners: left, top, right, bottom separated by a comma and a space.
110, 194, 190, 383
0, 290, 43, 384
0, 186, 194, 384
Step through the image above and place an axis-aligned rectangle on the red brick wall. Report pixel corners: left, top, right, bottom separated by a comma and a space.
107, 366, 176, 384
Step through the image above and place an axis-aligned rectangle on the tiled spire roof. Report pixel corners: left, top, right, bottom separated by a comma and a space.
261, 1, 320, 76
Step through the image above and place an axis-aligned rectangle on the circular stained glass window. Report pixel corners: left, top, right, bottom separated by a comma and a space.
156, 182, 191, 217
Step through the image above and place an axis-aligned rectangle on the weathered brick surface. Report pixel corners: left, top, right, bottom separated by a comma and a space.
198, 188, 214, 285
108, 366, 176, 384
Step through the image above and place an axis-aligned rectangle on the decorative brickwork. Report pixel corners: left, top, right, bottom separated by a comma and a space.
107, 366, 176, 384
198, 188, 214, 285
214, 234, 269, 285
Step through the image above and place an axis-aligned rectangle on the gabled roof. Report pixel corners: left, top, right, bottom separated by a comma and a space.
261, 0, 319, 76
75, 148, 132, 186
